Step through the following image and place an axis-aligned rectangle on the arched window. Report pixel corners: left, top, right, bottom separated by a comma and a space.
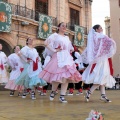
35, 0, 48, 15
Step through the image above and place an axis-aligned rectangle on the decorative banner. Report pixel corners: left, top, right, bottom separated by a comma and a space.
0, 1, 12, 32
74, 25, 84, 46
38, 14, 52, 39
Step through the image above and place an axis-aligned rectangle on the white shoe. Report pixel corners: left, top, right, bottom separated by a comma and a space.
50, 96, 54, 101
40, 92, 46, 96
31, 97, 36, 100
31, 91, 36, 100
67, 93, 73, 96
22, 94, 26, 98
76, 92, 83, 95
59, 97, 67, 103
49, 91, 56, 101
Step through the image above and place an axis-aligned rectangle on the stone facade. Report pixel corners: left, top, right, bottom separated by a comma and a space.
109, 0, 120, 75
104, 17, 110, 37
0, 0, 92, 56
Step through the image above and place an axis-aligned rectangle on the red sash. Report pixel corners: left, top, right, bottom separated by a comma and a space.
90, 58, 113, 75
20, 68, 24, 72
90, 63, 96, 73
0, 64, 4, 70
27, 57, 38, 71
108, 58, 114, 75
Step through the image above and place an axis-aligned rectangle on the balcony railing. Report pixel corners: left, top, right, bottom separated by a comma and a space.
3, 2, 87, 34
11, 4, 57, 26
67, 22, 87, 35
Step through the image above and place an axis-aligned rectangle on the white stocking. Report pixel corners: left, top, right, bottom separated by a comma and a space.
90, 84, 100, 93
52, 82, 59, 91
60, 82, 68, 95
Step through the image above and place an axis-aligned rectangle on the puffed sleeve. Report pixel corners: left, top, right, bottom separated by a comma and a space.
2, 52, 8, 66
43, 33, 58, 58
20, 46, 28, 57
19, 46, 28, 63
8, 54, 15, 69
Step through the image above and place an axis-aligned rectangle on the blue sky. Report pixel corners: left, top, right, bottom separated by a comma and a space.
92, 0, 110, 32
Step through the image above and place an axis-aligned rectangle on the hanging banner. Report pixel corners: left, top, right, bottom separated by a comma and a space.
38, 14, 52, 39
74, 25, 84, 46
0, 1, 12, 32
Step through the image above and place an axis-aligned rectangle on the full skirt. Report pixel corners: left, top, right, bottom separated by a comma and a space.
82, 58, 116, 88
39, 53, 82, 83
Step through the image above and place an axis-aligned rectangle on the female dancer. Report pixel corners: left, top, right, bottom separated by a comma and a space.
16, 38, 47, 99
5, 45, 24, 96
82, 24, 116, 102
0, 43, 8, 84
39, 22, 82, 103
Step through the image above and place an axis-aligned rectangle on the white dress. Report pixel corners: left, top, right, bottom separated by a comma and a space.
0, 51, 9, 83
5, 53, 24, 90
15, 46, 47, 89
39, 34, 82, 83
82, 29, 116, 88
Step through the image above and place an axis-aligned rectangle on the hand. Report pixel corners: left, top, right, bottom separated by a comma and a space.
55, 48, 62, 52
18, 52, 22, 56
27, 59, 32, 63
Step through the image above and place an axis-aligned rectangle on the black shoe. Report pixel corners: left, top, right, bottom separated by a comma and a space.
10, 91, 14, 96
22, 93, 26, 98
85, 90, 91, 102
59, 95, 67, 103
100, 94, 112, 102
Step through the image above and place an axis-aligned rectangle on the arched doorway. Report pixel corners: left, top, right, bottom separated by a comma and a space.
0, 39, 12, 56
35, 46, 45, 64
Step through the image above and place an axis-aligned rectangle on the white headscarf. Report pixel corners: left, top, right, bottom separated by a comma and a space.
82, 28, 116, 64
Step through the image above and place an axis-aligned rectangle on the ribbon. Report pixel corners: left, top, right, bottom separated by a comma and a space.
0, 64, 4, 70
27, 57, 38, 71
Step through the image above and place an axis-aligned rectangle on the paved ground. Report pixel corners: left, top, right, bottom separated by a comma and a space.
0, 90, 120, 120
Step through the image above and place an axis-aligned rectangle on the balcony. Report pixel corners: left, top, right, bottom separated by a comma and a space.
2, 1, 87, 35
11, 4, 57, 26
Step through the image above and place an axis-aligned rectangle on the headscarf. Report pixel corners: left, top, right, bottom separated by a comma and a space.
82, 28, 116, 64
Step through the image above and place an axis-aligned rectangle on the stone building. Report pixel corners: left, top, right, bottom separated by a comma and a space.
0, 0, 92, 57
104, 16, 110, 37
109, 0, 120, 75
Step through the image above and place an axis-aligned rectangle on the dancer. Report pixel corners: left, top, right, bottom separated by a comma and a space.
67, 46, 83, 95
82, 24, 116, 102
67, 47, 91, 95
39, 22, 82, 103
5, 45, 24, 96
0, 43, 8, 84
16, 38, 47, 99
